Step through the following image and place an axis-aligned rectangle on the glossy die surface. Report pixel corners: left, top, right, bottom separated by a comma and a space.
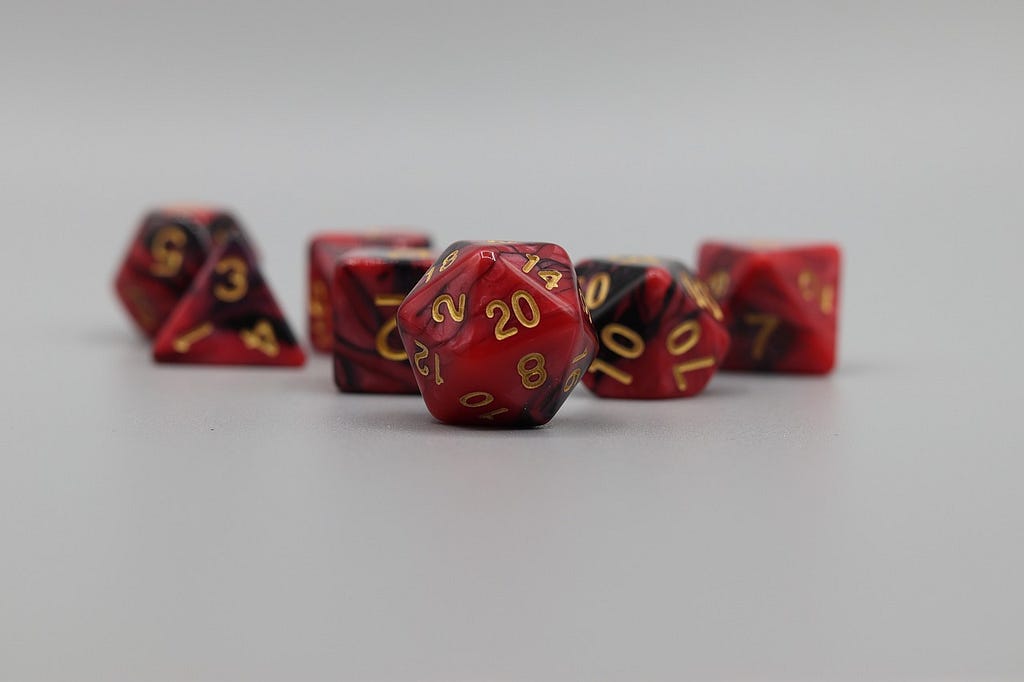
113, 206, 250, 336
333, 247, 435, 393
697, 242, 841, 373
308, 230, 431, 352
153, 237, 305, 366
395, 241, 597, 427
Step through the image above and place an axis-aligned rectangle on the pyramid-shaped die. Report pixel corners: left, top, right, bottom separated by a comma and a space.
395, 241, 597, 427
153, 237, 305, 366
698, 242, 841, 373
576, 257, 730, 398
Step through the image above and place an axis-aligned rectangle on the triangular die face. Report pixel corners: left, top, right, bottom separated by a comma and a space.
153, 238, 306, 366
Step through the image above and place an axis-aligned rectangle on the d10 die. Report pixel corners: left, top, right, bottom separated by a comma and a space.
308, 230, 431, 352
575, 257, 730, 399
395, 241, 597, 427
697, 242, 841, 373
333, 247, 435, 393
113, 205, 251, 336
153, 236, 305, 366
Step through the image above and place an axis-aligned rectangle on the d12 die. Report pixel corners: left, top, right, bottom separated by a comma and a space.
395, 241, 597, 427
697, 242, 841, 373
308, 230, 431, 352
153, 236, 305, 366
575, 257, 730, 399
333, 247, 435, 393
114, 205, 252, 336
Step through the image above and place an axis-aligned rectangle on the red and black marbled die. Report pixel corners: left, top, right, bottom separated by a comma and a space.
332, 247, 435, 393
153, 236, 305, 367
308, 230, 431, 353
575, 257, 730, 399
395, 241, 597, 427
697, 241, 841, 374
113, 206, 252, 337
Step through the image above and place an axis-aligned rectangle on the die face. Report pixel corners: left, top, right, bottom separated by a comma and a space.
113, 207, 255, 337
307, 230, 431, 353
576, 258, 730, 399
396, 241, 597, 427
698, 242, 840, 373
332, 248, 434, 393
153, 237, 305, 367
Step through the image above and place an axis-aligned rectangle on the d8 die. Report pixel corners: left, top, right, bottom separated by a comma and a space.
575, 257, 730, 399
308, 230, 431, 352
333, 247, 435, 393
697, 242, 841, 373
395, 241, 597, 427
113, 205, 251, 336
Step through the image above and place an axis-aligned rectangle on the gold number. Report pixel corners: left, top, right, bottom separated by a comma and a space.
588, 358, 633, 385
680, 272, 723, 321
600, 323, 645, 359
798, 270, 835, 314
431, 293, 466, 323
562, 368, 583, 393
309, 280, 328, 316
745, 313, 780, 361
373, 294, 407, 361
422, 265, 436, 284
537, 270, 561, 290
672, 357, 716, 391
172, 322, 213, 353
439, 249, 459, 271
240, 319, 280, 357
665, 319, 701, 356
485, 290, 540, 341
149, 225, 187, 277
517, 352, 548, 389
707, 271, 730, 299
413, 341, 444, 385
583, 272, 610, 310
522, 254, 540, 273
213, 256, 249, 302
459, 391, 509, 420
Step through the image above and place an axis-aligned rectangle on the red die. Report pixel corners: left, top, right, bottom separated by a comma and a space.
575, 257, 730, 399
113, 205, 252, 336
153, 236, 305, 367
395, 241, 597, 427
332, 247, 435, 393
697, 241, 841, 373
308, 230, 431, 353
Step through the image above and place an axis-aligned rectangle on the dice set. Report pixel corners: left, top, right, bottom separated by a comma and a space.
114, 206, 842, 427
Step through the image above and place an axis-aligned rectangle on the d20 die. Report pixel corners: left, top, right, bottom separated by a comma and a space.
576, 257, 730, 399
308, 230, 431, 352
395, 241, 596, 427
153, 236, 305, 366
697, 241, 841, 373
113, 205, 252, 336
333, 247, 435, 393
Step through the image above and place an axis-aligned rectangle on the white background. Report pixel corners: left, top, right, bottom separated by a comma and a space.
1, 1, 1022, 679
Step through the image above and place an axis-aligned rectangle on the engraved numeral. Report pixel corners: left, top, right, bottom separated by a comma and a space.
583, 272, 610, 310
213, 256, 249, 302
459, 391, 510, 420
172, 322, 213, 353
373, 294, 407, 361
149, 225, 187, 277
431, 293, 466, 323
439, 249, 460, 272
706, 271, 730, 299
517, 352, 548, 389
422, 266, 436, 284
522, 254, 540, 273
485, 290, 540, 341
679, 271, 723, 321
240, 319, 280, 357
588, 323, 645, 385
413, 340, 444, 385
671, 357, 716, 391
745, 313, 780, 361
798, 270, 835, 314
665, 319, 715, 391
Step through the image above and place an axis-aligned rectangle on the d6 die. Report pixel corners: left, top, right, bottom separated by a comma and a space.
575, 257, 730, 399
113, 206, 250, 336
333, 248, 435, 393
697, 242, 841, 373
395, 241, 597, 427
308, 230, 431, 352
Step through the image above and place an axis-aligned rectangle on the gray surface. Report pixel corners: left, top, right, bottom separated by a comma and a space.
1, 1, 1022, 680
